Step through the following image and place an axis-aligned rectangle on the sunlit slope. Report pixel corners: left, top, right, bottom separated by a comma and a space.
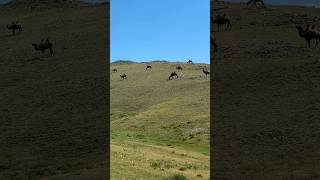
111, 140, 209, 180
110, 61, 210, 179
111, 61, 210, 147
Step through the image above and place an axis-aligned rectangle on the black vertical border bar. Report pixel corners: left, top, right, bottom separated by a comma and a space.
210, 0, 212, 179
105, 0, 110, 178
210, 0, 215, 179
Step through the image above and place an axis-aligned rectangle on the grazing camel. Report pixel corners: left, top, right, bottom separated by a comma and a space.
146, 65, 152, 70
202, 68, 210, 77
32, 38, 54, 56
211, 36, 218, 52
120, 74, 127, 79
6, 21, 23, 35
112, 68, 117, 72
213, 14, 232, 31
176, 66, 183, 70
187, 60, 193, 64
308, 24, 320, 42
246, 0, 265, 7
168, 72, 179, 80
296, 25, 318, 48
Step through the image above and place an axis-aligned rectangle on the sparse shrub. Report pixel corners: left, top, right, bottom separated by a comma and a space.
179, 167, 186, 171
182, 163, 208, 170
196, 174, 203, 177
150, 160, 175, 170
161, 174, 188, 180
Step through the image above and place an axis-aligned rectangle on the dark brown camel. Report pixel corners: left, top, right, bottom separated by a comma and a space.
246, 0, 265, 7
32, 38, 54, 56
168, 72, 178, 80
202, 68, 210, 77
146, 65, 152, 70
176, 66, 182, 70
112, 68, 117, 72
296, 25, 318, 48
6, 21, 22, 35
308, 24, 320, 43
213, 14, 232, 31
120, 74, 127, 79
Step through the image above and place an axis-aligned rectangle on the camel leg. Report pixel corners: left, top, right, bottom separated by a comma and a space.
12, 29, 15, 35
50, 47, 54, 56
308, 40, 311, 48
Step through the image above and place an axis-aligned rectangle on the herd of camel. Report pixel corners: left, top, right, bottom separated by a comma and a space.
112, 60, 210, 81
211, 0, 320, 51
6, 21, 54, 56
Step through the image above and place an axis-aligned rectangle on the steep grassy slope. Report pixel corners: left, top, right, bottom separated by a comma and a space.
0, 3, 108, 179
212, 3, 320, 179
111, 61, 210, 179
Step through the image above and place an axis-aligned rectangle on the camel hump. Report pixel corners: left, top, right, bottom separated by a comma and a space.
46, 38, 52, 45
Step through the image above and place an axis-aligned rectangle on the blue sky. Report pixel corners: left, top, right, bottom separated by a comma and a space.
111, 0, 210, 63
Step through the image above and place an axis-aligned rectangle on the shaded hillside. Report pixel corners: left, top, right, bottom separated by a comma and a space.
212, 3, 320, 180
225, 0, 320, 6
0, 2, 109, 179
0, 0, 91, 11
111, 61, 210, 179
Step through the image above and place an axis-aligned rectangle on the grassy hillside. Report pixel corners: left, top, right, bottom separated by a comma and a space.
0, 2, 108, 179
212, 3, 320, 179
111, 61, 210, 179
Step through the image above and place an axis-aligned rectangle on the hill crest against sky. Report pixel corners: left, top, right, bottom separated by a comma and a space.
225, 0, 320, 6
0, 0, 108, 4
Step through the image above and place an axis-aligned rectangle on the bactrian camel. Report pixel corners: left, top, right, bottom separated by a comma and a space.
32, 38, 54, 56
